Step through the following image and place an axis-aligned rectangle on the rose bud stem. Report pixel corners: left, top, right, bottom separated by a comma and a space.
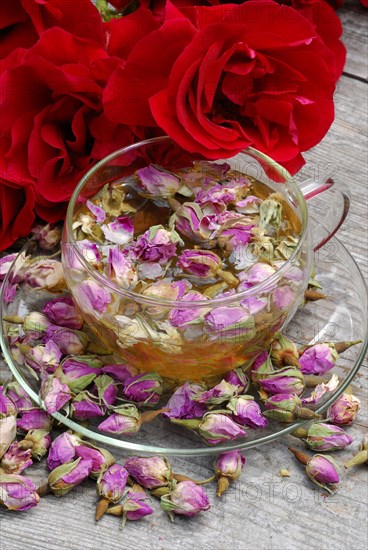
172, 473, 216, 485
168, 198, 181, 211
304, 375, 329, 387
304, 290, 326, 301
288, 447, 310, 466
96, 497, 110, 521
2, 315, 24, 324
334, 340, 362, 354
297, 408, 320, 420
151, 487, 170, 498
107, 504, 124, 517
345, 450, 368, 469
203, 282, 229, 298
291, 428, 309, 439
17, 440, 34, 451
217, 269, 239, 287
36, 481, 51, 497
140, 408, 169, 424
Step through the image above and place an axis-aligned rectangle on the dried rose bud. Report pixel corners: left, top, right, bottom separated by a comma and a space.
177, 249, 222, 279
161, 480, 210, 520
75, 443, 115, 479
42, 295, 84, 330
272, 286, 295, 310
0, 416, 17, 459
136, 164, 181, 196
345, 436, 368, 469
22, 429, 51, 461
223, 368, 250, 393
97, 463, 128, 503
67, 239, 101, 269
250, 352, 274, 383
124, 456, 172, 489
294, 423, 353, 452
270, 334, 300, 368
86, 200, 106, 223
227, 395, 268, 429
0, 253, 17, 281
134, 225, 182, 264
215, 450, 246, 496
217, 219, 254, 253
22, 312, 51, 337
61, 356, 102, 393
93, 375, 118, 408
102, 363, 138, 383
174, 412, 247, 445
142, 280, 189, 318
162, 382, 206, 420
97, 405, 141, 435
123, 373, 163, 406
101, 216, 134, 245
327, 393, 360, 425
32, 223, 62, 250
5, 382, 34, 412
195, 380, 239, 405
0, 387, 17, 417
264, 394, 317, 423
236, 195, 262, 214
196, 178, 249, 213
25, 340, 62, 373
169, 290, 208, 327
204, 305, 255, 341
106, 248, 138, 289
238, 262, 276, 288
76, 280, 111, 314
48, 457, 93, 496
299, 343, 339, 375
0, 474, 40, 511
1, 441, 33, 475
43, 325, 89, 356
40, 371, 72, 414
170, 202, 212, 244
259, 366, 305, 396
121, 487, 154, 526
70, 392, 105, 421
17, 409, 52, 432
306, 454, 340, 493
25, 259, 65, 291
47, 431, 81, 471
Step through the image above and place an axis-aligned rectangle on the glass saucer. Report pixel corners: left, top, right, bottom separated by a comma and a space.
1, 231, 367, 456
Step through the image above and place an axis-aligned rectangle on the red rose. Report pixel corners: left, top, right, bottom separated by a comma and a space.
0, 0, 105, 59
0, 180, 36, 250
104, 1, 337, 173
0, 27, 141, 244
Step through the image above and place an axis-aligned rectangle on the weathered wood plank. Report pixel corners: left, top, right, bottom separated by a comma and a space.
339, 0, 368, 81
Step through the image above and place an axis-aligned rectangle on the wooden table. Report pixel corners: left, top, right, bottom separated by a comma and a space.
1, 2, 367, 548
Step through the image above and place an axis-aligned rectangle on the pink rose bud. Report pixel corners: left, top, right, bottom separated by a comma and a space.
123, 373, 163, 405
168, 290, 208, 327
32, 223, 62, 250
238, 262, 276, 288
25, 259, 65, 291
217, 219, 254, 253
102, 363, 138, 383
297, 423, 353, 452
22, 429, 51, 461
97, 464, 128, 503
67, 239, 101, 269
25, 340, 62, 373
0, 254, 17, 281
61, 355, 102, 393
214, 450, 246, 496
134, 225, 182, 264
204, 305, 255, 341
327, 393, 361, 425
47, 431, 81, 471
250, 352, 273, 383
227, 395, 268, 429
198, 412, 247, 444
124, 456, 172, 489
162, 382, 206, 420
306, 454, 340, 493
75, 443, 115, 479
272, 286, 295, 310
106, 248, 138, 288
70, 392, 105, 421
170, 202, 213, 243
264, 394, 317, 423
92, 374, 118, 407
195, 380, 239, 405
42, 296, 84, 330
97, 405, 141, 435
40, 372, 72, 414
196, 178, 249, 213
121, 488, 154, 525
136, 164, 181, 196
77, 280, 111, 314
270, 333, 300, 368
236, 195, 262, 214
0, 416, 17, 459
299, 344, 338, 375
22, 312, 51, 337
223, 368, 249, 393
17, 409, 52, 432
177, 249, 222, 279
161, 480, 210, 519
0, 386, 17, 417
43, 325, 89, 356
48, 457, 93, 496
101, 216, 134, 245
1, 441, 33, 475
259, 367, 305, 396
5, 382, 34, 413
0, 474, 40, 511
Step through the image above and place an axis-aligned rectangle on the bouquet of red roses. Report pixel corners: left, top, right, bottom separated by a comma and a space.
0, 0, 347, 250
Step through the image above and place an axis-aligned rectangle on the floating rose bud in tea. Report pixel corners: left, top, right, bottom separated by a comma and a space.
134, 225, 182, 264
106, 248, 138, 289
170, 202, 213, 244
101, 216, 134, 245
136, 165, 181, 196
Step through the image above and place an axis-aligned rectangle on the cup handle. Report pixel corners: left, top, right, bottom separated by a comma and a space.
298, 177, 350, 251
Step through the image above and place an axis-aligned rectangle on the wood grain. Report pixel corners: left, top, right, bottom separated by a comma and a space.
0, 8, 367, 550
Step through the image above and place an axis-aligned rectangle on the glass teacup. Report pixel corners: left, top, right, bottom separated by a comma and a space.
61, 137, 349, 381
